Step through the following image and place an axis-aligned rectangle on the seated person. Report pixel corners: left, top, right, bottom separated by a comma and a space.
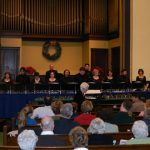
17, 105, 37, 128
112, 100, 134, 124
36, 116, 68, 146
69, 126, 88, 150
87, 118, 114, 145
8, 105, 37, 137
17, 130, 38, 150
1, 72, 14, 83
51, 100, 63, 116
131, 92, 145, 113
74, 100, 96, 125
136, 69, 146, 84
126, 120, 150, 144
31, 96, 55, 119
138, 99, 150, 117
71, 102, 79, 119
16, 67, 30, 84
97, 108, 119, 133
54, 103, 79, 134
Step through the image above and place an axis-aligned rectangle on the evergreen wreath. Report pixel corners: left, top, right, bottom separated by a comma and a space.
42, 41, 61, 61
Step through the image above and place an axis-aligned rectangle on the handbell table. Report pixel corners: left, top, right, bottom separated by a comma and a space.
1, 90, 150, 118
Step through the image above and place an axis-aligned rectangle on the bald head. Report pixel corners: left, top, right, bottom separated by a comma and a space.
41, 116, 54, 131
49, 64, 54, 70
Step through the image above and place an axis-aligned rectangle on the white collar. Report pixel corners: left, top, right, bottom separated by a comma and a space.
74, 148, 88, 150
41, 131, 54, 135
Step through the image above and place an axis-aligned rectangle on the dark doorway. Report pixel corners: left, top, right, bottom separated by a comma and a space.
91, 49, 108, 76
111, 47, 120, 78
0, 47, 20, 79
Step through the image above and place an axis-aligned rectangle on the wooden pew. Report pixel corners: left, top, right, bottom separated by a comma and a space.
0, 145, 150, 150
3, 124, 133, 146
117, 123, 133, 132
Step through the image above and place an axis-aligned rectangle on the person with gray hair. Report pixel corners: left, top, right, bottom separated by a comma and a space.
126, 120, 150, 144
60, 103, 73, 118
54, 103, 79, 134
69, 126, 88, 150
80, 82, 89, 94
87, 117, 105, 134
87, 118, 113, 145
17, 129, 38, 150
74, 82, 89, 111
40, 116, 54, 135
36, 116, 68, 147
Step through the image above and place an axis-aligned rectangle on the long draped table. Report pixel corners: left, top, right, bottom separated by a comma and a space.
0, 92, 75, 118
1, 90, 150, 118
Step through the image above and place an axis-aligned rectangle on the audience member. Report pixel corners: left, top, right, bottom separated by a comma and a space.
40, 116, 54, 135
112, 100, 134, 124
138, 99, 150, 117
87, 118, 113, 145
71, 102, 79, 119
31, 96, 55, 119
8, 104, 37, 137
126, 120, 150, 144
54, 103, 79, 134
17, 129, 38, 150
97, 108, 119, 133
37, 116, 68, 146
51, 100, 63, 115
74, 100, 96, 125
69, 126, 88, 150
131, 92, 145, 113
18, 104, 37, 128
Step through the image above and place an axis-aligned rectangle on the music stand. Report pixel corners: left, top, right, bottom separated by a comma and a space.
117, 82, 129, 89
88, 82, 101, 89
132, 81, 143, 89
48, 82, 61, 94
0, 82, 11, 93
64, 82, 79, 94
11, 83, 26, 93
27, 83, 48, 93
101, 82, 112, 90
